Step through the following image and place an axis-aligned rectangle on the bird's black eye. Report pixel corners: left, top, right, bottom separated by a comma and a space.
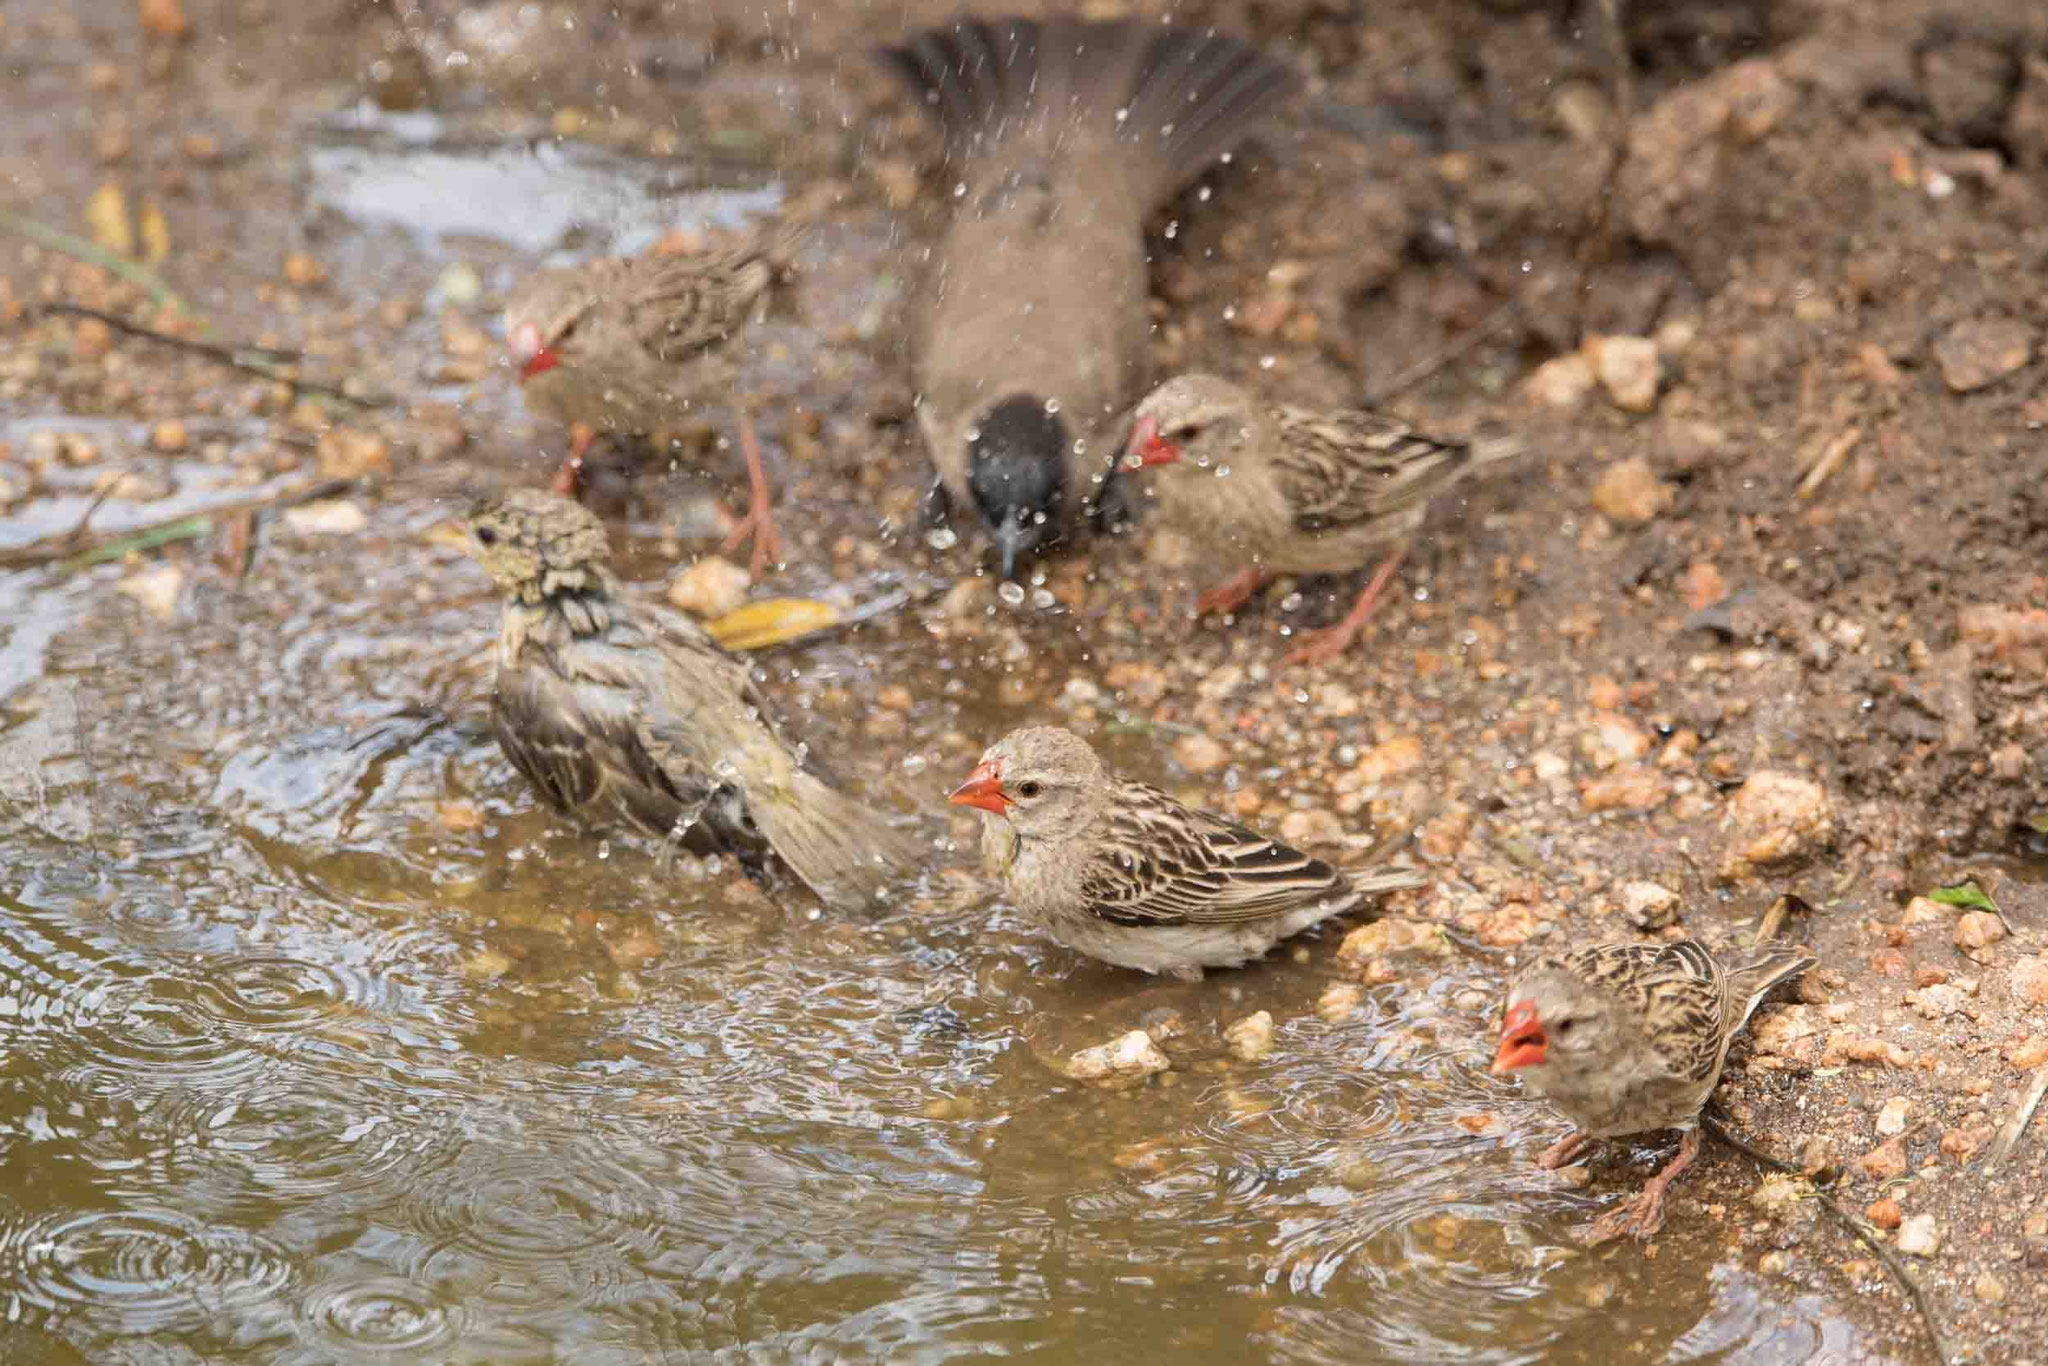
1555, 1017, 1575, 1036
475, 526, 498, 546
1170, 422, 1203, 443
1016, 780, 1042, 798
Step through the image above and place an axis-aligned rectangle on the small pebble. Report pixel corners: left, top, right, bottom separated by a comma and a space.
1173, 732, 1227, 775
1895, 1213, 1940, 1258
666, 557, 750, 618
1875, 1097, 1910, 1136
149, 419, 188, 453
1224, 1011, 1275, 1062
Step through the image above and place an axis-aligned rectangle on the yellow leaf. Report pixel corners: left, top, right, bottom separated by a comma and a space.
139, 199, 170, 264
705, 597, 842, 651
85, 182, 134, 258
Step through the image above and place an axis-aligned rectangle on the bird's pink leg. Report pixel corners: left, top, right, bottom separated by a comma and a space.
1586, 1127, 1701, 1244
1196, 567, 1276, 617
719, 407, 785, 577
1536, 1129, 1597, 1170
1282, 544, 1408, 668
551, 422, 597, 498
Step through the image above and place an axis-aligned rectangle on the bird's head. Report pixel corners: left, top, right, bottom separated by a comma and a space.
1125, 373, 1256, 478
1491, 970, 1613, 1078
966, 395, 1068, 581
458, 488, 613, 604
503, 271, 597, 384
948, 725, 1105, 840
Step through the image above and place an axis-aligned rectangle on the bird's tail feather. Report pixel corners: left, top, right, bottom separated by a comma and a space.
1725, 945, 1818, 1032
748, 767, 924, 911
1467, 425, 1525, 469
875, 17, 1301, 210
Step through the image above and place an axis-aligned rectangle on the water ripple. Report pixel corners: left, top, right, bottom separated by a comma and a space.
299, 1274, 461, 1355
0, 1208, 293, 1334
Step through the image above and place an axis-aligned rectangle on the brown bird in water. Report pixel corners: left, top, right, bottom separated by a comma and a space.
502, 225, 799, 574
876, 18, 1301, 580
1491, 939, 1815, 1243
1126, 373, 1523, 667
455, 488, 921, 909
948, 725, 1425, 979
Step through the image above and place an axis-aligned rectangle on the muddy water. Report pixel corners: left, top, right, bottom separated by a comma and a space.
0, 45, 1898, 1366
0, 508, 1891, 1364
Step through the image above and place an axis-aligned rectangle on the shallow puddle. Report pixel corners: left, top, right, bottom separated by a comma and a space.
0, 496, 1901, 1365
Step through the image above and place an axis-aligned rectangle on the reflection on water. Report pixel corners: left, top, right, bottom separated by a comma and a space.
0, 493, 1901, 1366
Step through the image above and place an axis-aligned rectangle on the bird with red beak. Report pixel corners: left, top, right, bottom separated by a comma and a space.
498, 227, 798, 574
947, 725, 1424, 979
1121, 373, 1523, 668
1491, 940, 1815, 1243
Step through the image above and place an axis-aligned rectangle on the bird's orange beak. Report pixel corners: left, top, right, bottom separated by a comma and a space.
509, 320, 559, 382
1126, 415, 1181, 469
948, 759, 1011, 815
1491, 1001, 1547, 1074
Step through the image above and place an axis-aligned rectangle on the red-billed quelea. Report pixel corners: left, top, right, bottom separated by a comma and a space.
1126, 373, 1522, 666
502, 225, 799, 574
947, 725, 1425, 979
876, 18, 1300, 580
1491, 939, 1816, 1243
455, 489, 921, 909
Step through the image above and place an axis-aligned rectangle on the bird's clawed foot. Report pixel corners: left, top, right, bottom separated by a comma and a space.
1582, 1127, 1699, 1245
551, 422, 599, 498
1280, 546, 1406, 668
1536, 1129, 1596, 1171
720, 409, 785, 578
1195, 567, 1273, 618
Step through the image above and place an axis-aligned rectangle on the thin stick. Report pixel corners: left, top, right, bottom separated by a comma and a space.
1703, 1114, 1948, 1366
0, 478, 355, 571
1983, 1064, 2048, 1173
1751, 893, 1810, 947
1795, 426, 1862, 500
0, 209, 191, 313
38, 301, 300, 360
1360, 299, 1522, 407
29, 302, 384, 407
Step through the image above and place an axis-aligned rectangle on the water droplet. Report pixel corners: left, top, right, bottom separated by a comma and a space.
1043, 397, 1061, 415
1197, 186, 1212, 202
1071, 438, 1087, 455
1115, 107, 1130, 123
964, 425, 981, 443
1215, 464, 1232, 478
596, 840, 611, 860
1164, 220, 1179, 239
1031, 588, 1056, 609
1279, 592, 1304, 612
997, 581, 1026, 606
1259, 355, 1276, 370
1220, 151, 1233, 164
1521, 259, 1534, 273
953, 182, 967, 198
1159, 122, 1175, 137
926, 526, 958, 551
1222, 305, 1236, 322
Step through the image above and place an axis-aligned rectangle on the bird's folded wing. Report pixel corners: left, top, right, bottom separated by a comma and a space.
1272, 407, 1476, 535
1079, 782, 1351, 926
1564, 941, 1728, 1085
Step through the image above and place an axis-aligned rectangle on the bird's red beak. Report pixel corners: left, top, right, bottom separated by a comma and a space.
1491, 1001, 1547, 1074
509, 321, 559, 382
948, 759, 1011, 815
1126, 415, 1182, 469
